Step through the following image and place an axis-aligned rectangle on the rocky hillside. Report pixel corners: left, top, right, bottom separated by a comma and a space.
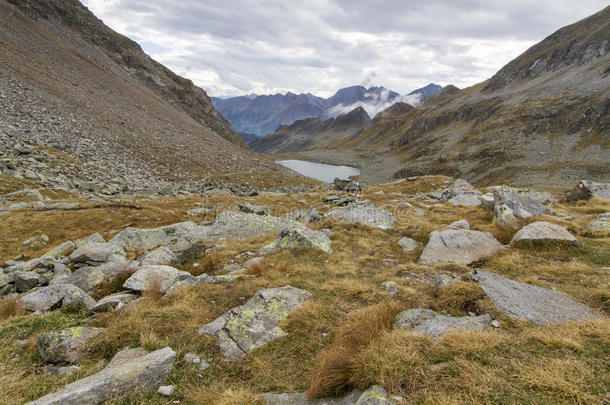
249, 106, 372, 154
0, 0, 309, 194
284, 7, 610, 188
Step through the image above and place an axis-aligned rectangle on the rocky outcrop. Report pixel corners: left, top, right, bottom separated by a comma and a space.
393, 309, 493, 338
327, 202, 395, 230
26, 347, 176, 405
510, 221, 580, 246
239, 202, 271, 216
261, 227, 333, 254
198, 286, 311, 361
69, 254, 129, 291
419, 223, 504, 265
19, 284, 96, 312
38, 327, 104, 364
122, 265, 194, 294
472, 269, 599, 324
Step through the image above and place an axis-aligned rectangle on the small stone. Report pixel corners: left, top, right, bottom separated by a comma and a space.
158, 385, 175, 397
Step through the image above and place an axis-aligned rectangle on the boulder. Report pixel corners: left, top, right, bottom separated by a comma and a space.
480, 193, 496, 211
261, 227, 333, 254
137, 246, 178, 266
493, 203, 520, 230
333, 178, 363, 192
326, 202, 395, 230
397, 237, 420, 253
122, 265, 194, 294
472, 269, 599, 325
381, 281, 399, 295
42, 241, 76, 259
26, 347, 175, 405
393, 308, 492, 338
75, 233, 105, 248
283, 207, 322, 224
440, 179, 479, 202
165, 273, 252, 295
198, 286, 311, 361
48, 263, 73, 286
265, 386, 395, 404
208, 211, 300, 240
588, 213, 609, 230
510, 221, 580, 246
70, 254, 130, 291
324, 195, 357, 206
38, 327, 104, 364
109, 222, 209, 256
442, 220, 470, 231
14, 271, 43, 292
89, 292, 138, 313
239, 202, 271, 216
69, 242, 125, 264
19, 284, 96, 312
419, 228, 503, 265
187, 208, 213, 216
493, 186, 552, 218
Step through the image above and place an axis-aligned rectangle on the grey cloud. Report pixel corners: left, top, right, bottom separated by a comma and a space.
83, 0, 608, 97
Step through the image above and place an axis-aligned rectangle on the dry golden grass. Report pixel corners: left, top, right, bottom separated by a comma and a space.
1, 175, 608, 404
245, 260, 267, 276
307, 301, 400, 398
142, 275, 165, 300
91, 268, 135, 300
433, 281, 486, 315
0, 297, 24, 320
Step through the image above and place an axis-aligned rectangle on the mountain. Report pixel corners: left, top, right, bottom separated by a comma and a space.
249, 106, 372, 154
0, 0, 305, 192
407, 83, 442, 99
212, 85, 408, 136
237, 132, 260, 143
284, 7, 610, 187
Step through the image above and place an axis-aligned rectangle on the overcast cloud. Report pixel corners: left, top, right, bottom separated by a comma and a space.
83, 0, 607, 97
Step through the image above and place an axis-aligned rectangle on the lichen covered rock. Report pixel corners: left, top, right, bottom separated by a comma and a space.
199, 286, 311, 361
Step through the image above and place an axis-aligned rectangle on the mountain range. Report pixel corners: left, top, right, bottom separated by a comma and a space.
252, 7, 609, 187
212, 84, 440, 137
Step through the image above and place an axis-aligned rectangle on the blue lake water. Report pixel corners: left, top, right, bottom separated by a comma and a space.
277, 160, 361, 183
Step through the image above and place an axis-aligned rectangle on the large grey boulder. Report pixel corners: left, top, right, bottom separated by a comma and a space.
472, 269, 599, 325
419, 225, 504, 265
42, 241, 76, 259
510, 222, 580, 246
261, 227, 333, 254
14, 271, 43, 292
265, 386, 395, 404
393, 308, 492, 338
123, 265, 194, 294
199, 286, 311, 361
239, 202, 271, 216
38, 327, 105, 364
26, 347, 176, 405
493, 186, 552, 219
137, 246, 178, 266
326, 202, 395, 230
283, 207, 322, 224
19, 284, 96, 312
397, 237, 420, 252
69, 254, 130, 291
109, 222, 209, 257
440, 180, 482, 206
69, 242, 125, 264
208, 211, 300, 240
75, 233, 106, 248
49, 263, 73, 286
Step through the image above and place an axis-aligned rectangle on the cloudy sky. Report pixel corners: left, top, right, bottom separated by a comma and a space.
83, 0, 607, 97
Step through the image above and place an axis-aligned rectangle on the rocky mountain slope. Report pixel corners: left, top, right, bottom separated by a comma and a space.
212, 85, 439, 136
280, 8, 610, 188
249, 106, 372, 154
0, 0, 308, 194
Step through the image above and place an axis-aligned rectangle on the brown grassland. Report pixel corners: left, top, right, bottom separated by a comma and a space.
0, 174, 608, 404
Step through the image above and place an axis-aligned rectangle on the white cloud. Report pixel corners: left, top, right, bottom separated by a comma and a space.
82, 0, 608, 97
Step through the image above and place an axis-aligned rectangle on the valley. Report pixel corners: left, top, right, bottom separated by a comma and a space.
0, 1, 608, 405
